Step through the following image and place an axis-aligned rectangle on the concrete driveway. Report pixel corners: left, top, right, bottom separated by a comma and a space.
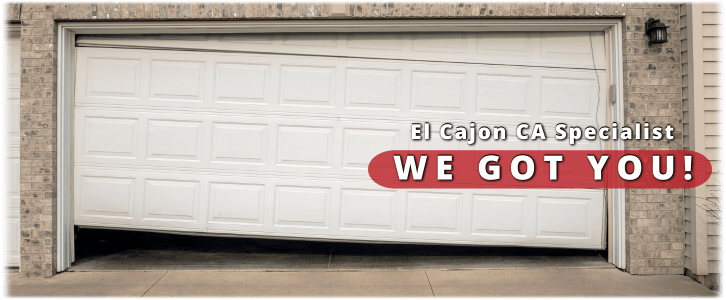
8, 268, 717, 297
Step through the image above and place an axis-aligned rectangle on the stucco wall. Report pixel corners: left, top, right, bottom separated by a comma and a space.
7, 2, 685, 278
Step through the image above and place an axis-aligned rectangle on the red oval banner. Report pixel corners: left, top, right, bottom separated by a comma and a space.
368, 150, 711, 189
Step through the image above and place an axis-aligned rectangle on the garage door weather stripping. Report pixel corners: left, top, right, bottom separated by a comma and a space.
57, 20, 630, 273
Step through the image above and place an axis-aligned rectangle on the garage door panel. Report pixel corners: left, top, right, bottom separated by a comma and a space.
78, 175, 136, 219
342, 129, 400, 169
147, 120, 204, 162
406, 192, 465, 235
277, 125, 335, 168
75, 33, 606, 249
212, 122, 268, 165
534, 190, 604, 242
139, 176, 208, 230
411, 71, 468, 113
75, 108, 407, 176
540, 72, 603, 121
471, 193, 528, 237
413, 32, 469, 53
208, 182, 265, 226
76, 48, 605, 128
150, 60, 206, 102
78, 31, 606, 70
347, 33, 404, 50
86, 58, 142, 99
475, 73, 533, 117
215, 63, 270, 105
345, 68, 403, 111
280, 65, 337, 107
74, 164, 604, 247
144, 179, 200, 222
340, 189, 397, 232
82, 116, 139, 159
75, 168, 209, 231
274, 186, 332, 229
477, 32, 532, 57
540, 32, 606, 66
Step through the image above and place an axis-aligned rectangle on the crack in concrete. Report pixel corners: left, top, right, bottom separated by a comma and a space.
425, 271, 435, 297
142, 270, 167, 297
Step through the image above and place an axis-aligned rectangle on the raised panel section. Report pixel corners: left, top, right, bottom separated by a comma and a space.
220, 34, 273, 44
8, 101, 19, 135
413, 33, 467, 53
471, 194, 526, 236
7, 34, 20, 87
537, 196, 590, 238
209, 183, 264, 225
345, 69, 401, 110
541, 32, 593, 58
214, 63, 268, 104
406, 192, 462, 234
282, 33, 338, 47
541, 77, 593, 118
277, 126, 333, 168
340, 189, 395, 232
80, 176, 134, 218
274, 186, 330, 228
3, 157, 20, 194
343, 129, 398, 169
3, 85, 20, 102
144, 180, 199, 221
147, 120, 203, 162
6, 35, 20, 267
150, 60, 205, 102
212, 123, 267, 165
6, 215, 20, 266
280, 66, 335, 107
8, 158, 19, 208
83, 117, 138, 159
411, 72, 466, 113
476, 74, 530, 115
347, 33, 403, 50
477, 32, 530, 57
87, 58, 141, 99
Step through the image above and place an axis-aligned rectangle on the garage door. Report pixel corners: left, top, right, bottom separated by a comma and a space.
73, 32, 606, 249
6, 29, 21, 267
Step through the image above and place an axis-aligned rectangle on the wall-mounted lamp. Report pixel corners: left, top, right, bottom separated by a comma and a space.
645, 18, 669, 45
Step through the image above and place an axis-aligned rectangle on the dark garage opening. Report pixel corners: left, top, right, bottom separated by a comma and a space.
69, 228, 610, 271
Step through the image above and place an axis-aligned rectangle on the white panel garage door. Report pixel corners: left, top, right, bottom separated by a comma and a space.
73, 32, 607, 249
6, 30, 21, 267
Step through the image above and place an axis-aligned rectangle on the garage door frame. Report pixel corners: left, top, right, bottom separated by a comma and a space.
56, 19, 626, 272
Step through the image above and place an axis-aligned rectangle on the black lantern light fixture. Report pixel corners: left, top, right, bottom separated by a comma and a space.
645, 18, 669, 45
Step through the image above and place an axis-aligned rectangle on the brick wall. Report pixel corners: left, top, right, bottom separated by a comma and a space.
622, 3, 685, 275
7, 2, 684, 278
12, 3, 58, 278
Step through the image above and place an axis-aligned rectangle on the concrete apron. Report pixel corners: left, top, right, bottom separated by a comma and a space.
10, 228, 710, 296
8, 268, 717, 297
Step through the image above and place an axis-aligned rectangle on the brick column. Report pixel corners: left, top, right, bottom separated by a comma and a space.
622, 3, 685, 275
18, 3, 57, 278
